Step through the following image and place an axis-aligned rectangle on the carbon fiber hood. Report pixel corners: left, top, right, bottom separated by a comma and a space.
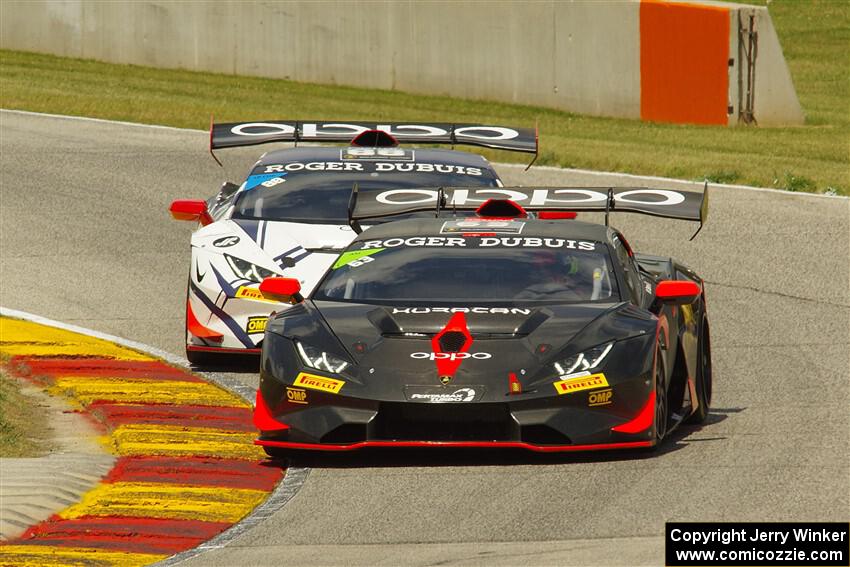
312, 300, 639, 389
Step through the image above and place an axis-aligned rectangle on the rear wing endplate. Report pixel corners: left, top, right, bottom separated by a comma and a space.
349, 183, 709, 239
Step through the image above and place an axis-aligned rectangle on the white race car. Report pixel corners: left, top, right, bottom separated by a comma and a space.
170, 120, 537, 364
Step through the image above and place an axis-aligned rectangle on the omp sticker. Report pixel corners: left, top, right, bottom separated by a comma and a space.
293, 372, 345, 394
235, 286, 278, 303
286, 387, 308, 405
332, 248, 385, 269
553, 373, 609, 395
245, 316, 267, 335
588, 388, 613, 406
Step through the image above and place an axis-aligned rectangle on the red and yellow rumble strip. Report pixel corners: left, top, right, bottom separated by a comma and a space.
0, 317, 283, 567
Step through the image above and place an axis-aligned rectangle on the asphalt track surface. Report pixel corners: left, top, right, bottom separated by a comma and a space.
1, 111, 848, 566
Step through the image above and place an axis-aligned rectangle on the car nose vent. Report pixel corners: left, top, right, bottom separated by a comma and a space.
438, 331, 468, 353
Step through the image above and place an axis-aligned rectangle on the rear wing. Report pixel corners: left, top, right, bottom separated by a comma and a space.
348, 183, 709, 239
209, 120, 538, 164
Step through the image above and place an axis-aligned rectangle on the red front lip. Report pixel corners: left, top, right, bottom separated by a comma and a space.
186, 345, 261, 354
255, 439, 653, 453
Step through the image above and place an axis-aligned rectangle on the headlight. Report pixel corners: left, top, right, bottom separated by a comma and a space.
553, 341, 614, 376
296, 341, 352, 375
225, 254, 277, 283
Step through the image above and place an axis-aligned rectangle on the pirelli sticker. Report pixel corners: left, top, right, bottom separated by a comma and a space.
553, 373, 609, 395
235, 286, 277, 303
246, 316, 267, 335
293, 372, 345, 394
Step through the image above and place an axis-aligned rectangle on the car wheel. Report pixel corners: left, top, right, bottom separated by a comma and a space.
654, 344, 668, 443
686, 316, 712, 424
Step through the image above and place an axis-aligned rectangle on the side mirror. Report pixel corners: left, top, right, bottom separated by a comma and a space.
655, 280, 701, 305
219, 181, 240, 200
260, 277, 303, 303
170, 199, 213, 225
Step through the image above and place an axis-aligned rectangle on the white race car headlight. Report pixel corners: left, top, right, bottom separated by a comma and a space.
296, 341, 352, 375
225, 254, 277, 283
553, 342, 614, 376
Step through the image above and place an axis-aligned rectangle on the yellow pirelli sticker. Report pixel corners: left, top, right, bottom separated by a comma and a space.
553, 373, 609, 395
293, 372, 345, 394
235, 286, 277, 303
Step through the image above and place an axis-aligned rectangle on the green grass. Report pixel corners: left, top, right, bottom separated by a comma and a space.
0, 0, 847, 194
0, 371, 53, 458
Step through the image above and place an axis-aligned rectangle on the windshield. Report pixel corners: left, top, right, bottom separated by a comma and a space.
233, 161, 499, 223
314, 236, 619, 304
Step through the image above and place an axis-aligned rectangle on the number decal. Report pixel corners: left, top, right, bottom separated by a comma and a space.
349, 256, 375, 268
261, 176, 286, 188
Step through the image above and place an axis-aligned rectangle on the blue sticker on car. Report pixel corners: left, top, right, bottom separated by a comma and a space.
244, 172, 287, 191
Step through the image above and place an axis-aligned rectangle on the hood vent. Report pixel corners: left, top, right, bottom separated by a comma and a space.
438, 331, 468, 353
381, 331, 527, 340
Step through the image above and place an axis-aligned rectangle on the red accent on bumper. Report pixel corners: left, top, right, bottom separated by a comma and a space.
253, 389, 289, 432
612, 390, 656, 434
186, 345, 261, 355
255, 439, 652, 453
186, 300, 223, 342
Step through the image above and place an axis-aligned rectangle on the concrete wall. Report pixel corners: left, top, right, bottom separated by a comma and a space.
0, 0, 802, 126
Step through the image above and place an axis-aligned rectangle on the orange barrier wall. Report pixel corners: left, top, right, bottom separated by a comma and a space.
640, 0, 730, 125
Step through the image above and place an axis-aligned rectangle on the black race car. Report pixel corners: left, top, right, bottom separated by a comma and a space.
252, 185, 711, 453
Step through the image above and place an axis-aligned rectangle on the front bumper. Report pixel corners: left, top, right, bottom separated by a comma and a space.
254, 374, 656, 453
256, 438, 653, 453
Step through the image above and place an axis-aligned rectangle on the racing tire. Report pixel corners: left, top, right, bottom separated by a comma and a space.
654, 343, 668, 444
686, 316, 713, 424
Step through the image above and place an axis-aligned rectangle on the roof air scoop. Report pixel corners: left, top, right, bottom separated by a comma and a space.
475, 198, 528, 219
350, 129, 399, 148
